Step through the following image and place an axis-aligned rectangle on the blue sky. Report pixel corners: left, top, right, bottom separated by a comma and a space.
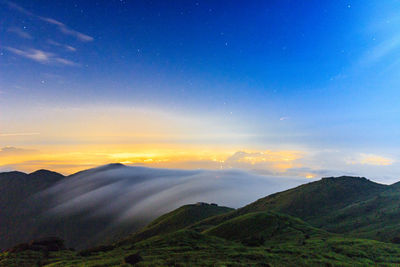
1, 0, 400, 182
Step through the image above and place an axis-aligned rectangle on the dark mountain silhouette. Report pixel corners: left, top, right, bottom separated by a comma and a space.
0, 170, 65, 250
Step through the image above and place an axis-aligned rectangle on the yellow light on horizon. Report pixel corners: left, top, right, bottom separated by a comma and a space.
0, 144, 304, 176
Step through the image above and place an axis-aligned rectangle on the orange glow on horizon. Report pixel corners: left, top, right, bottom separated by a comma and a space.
0, 144, 304, 175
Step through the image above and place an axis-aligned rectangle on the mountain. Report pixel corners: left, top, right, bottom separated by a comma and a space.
3, 204, 400, 266
0, 170, 65, 250
315, 182, 400, 242
5, 170, 400, 265
0, 169, 64, 209
203, 211, 328, 245
237, 176, 400, 243
119, 202, 234, 244
187, 176, 389, 233
240, 176, 387, 220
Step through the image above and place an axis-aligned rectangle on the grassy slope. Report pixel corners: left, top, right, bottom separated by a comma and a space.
3, 212, 400, 266
119, 203, 234, 244
204, 211, 329, 244
4, 176, 400, 266
191, 176, 400, 242
313, 184, 400, 242
188, 176, 387, 230
239, 176, 400, 244
240, 176, 387, 219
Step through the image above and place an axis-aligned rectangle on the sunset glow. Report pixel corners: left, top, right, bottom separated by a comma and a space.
1, 1, 400, 183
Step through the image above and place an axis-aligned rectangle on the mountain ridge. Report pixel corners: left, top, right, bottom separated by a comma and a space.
3, 166, 400, 266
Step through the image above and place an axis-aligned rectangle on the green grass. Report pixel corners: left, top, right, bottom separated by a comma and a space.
190, 176, 400, 244
119, 203, 233, 244
204, 211, 328, 245
240, 176, 387, 219
310, 188, 400, 243
4, 209, 400, 266
4, 176, 400, 266
3, 229, 400, 266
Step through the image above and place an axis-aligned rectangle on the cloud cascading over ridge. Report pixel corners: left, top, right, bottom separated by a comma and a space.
40, 164, 307, 223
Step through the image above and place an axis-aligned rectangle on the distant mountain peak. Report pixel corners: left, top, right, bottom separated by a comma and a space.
107, 162, 126, 167
97, 163, 127, 170
321, 176, 368, 181
0, 170, 26, 176
29, 169, 64, 178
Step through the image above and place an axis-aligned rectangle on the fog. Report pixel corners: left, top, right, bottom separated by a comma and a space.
40, 164, 308, 225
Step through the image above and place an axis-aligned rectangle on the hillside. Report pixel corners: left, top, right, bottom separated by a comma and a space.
4, 173, 400, 265
3, 207, 400, 266
189, 176, 389, 233
204, 211, 328, 245
120, 202, 234, 244
314, 183, 400, 243
240, 176, 387, 220
0, 170, 65, 250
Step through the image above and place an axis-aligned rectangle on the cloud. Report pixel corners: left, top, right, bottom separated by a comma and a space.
5, 47, 52, 63
0, 132, 40, 137
40, 165, 307, 222
286, 167, 356, 179
54, 57, 78, 66
364, 35, 400, 64
40, 17, 94, 42
107, 149, 304, 176
4, 46, 79, 66
47, 40, 77, 52
279, 117, 289, 121
347, 153, 395, 166
0, 160, 96, 174
5, 1, 33, 16
23, 164, 306, 247
7, 27, 32, 39
5, 1, 93, 42
224, 150, 303, 173
0, 146, 35, 156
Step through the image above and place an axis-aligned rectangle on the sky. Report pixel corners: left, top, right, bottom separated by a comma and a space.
1, 0, 400, 183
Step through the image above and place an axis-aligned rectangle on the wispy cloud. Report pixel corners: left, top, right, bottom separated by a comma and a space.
347, 153, 395, 166
224, 150, 303, 173
7, 27, 32, 39
4, 46, 79, 66
40, 17, 94, 42
5, 1, 93, 42
0, 146, 35, 156
47, 40, 77, 52
53, 57, 77, 66
5, 1, 33, 16
5, 47, 52, 63
365, 35, 400, 64
0, 132, 40, 137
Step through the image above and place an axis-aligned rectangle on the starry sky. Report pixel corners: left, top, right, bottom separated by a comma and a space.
1, 0, 400, 183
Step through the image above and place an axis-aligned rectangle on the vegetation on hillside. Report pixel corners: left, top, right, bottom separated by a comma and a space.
119, 203, 233, 244
4, 175, 400, 266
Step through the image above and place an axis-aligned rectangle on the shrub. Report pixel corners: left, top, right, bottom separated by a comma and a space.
124, 253, 143, 265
